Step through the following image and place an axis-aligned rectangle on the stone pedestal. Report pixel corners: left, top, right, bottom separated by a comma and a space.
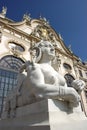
0, 99, 87, 130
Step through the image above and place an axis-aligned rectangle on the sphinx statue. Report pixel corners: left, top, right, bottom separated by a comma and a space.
2, 41, 85, 118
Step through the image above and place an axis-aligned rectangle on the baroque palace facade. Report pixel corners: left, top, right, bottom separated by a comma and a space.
0, 7, 87, 117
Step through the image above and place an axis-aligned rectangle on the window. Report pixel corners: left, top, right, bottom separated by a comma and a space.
79, 70, 83, 77
86, 72, 87, 77
0, 55, 24, 116
0, 55, 24, 71
8, 42, 25, 52
85, 91, 87, 98
63, 63, 72, 70
64, 74, 75, 87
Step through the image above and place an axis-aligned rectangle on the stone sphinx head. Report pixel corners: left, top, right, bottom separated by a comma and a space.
32, 41, 55, 63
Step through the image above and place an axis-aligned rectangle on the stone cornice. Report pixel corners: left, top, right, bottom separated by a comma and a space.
0, 19, 40, 42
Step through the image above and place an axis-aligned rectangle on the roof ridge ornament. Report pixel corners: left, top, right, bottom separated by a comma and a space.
39, 15, 50, 26
68, 44, 73, 53
0, 6, 7, 18
23, 13, 31, 21
59, 33, 63, 41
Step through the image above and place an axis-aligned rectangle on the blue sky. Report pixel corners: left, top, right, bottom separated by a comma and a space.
0, 0, 87, 61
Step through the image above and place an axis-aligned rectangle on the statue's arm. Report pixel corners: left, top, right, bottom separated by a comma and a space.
27, 64, 80, 107
28, 66, 60, 98
33, 82, 80, 107
30, 70, 80, 107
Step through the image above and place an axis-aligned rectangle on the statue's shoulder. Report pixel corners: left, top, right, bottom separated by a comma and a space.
33, 63, 41, 69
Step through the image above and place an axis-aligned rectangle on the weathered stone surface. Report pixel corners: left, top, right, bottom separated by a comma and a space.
0, 99, 87, 130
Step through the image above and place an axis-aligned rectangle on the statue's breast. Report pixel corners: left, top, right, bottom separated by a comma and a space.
44, 73, 56, 84
40, 64, 65, 86
40, 65, 58, 84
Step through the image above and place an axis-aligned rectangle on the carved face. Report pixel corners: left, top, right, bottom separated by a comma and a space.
38, 41, 55, 57
32, 41, 55, 62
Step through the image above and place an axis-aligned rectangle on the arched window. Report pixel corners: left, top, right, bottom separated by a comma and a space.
0, 55, 24, 116
8, 42, 25, 52
63, 63, 72, 70
64, 74, 75, 87
0, 55, 24, 71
